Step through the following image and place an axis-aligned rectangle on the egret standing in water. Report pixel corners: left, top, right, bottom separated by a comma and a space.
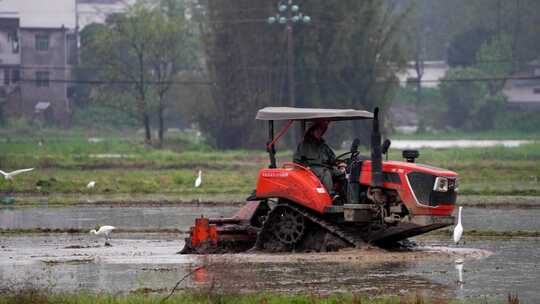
90, 225, 116, 246
453, 206, 463, 244
194, 170, 202, 188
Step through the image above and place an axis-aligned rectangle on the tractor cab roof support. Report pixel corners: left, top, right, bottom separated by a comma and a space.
266, 119, 294, 168
267, 121, 276, 168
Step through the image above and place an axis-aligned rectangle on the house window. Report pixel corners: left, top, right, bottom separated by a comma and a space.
11, 69, 20, 83
3, 69, 9, 85
36, 71, 50, 87
8, 32, 19, 53
35, 34, 50, 50
2, 69, 20, 85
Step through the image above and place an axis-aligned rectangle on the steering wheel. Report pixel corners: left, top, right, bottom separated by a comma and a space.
335, 151, 354, 163
334, 138, 361, 166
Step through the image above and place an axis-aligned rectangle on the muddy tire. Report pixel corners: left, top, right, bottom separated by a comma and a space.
253, 204, 351, 253
254, 205, 305, 252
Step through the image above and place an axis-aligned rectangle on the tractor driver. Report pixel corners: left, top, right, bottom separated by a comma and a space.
293, 120, 345, 201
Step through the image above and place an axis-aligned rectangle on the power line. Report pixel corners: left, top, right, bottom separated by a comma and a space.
10, 75, 540, 87
300, 75, 540, 87
8, 57, 526, 73
14, 78, 214, 86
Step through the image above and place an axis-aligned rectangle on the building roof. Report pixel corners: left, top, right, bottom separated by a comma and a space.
0, 0, 76, 29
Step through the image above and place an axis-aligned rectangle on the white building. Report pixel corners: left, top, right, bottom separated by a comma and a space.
396, 61, 450, 88
503, 60, 540, 110
0, 0, 77, 124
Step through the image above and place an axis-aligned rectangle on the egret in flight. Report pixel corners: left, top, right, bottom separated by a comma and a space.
90, 225, 116, 246
0, 168, 34, 180
453, 206, 463, 244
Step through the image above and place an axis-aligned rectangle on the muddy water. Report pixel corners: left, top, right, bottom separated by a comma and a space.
2, 205, 540, 232
410, 238, 540, 302
0, 205, 237, 230
0, 234, 539, 301
462, 207, 540, 232
1, 204, 540, 301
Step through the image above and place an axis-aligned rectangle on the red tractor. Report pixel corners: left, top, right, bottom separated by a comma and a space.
180, 107, 458, 253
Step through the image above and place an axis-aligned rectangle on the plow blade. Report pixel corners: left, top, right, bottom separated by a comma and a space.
179, 201, 269, 254
368, 215, 455, 245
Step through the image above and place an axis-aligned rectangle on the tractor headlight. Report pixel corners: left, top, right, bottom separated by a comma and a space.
433, 177, 448, 192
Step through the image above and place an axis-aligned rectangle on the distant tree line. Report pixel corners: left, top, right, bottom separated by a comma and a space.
70, 0, 540, 148
179, 0, 409, 149
394, 0, 540, 133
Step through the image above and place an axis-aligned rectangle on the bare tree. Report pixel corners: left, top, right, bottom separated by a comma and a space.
82, 2, 196, 145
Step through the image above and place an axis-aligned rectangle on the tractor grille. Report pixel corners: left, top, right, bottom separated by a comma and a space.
407, 172, 457, 207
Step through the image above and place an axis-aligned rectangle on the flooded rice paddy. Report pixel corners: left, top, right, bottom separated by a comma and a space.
1, 204, 539, 232
0, 204, 238, 230
1, 202, 539, 302
391, 139, 532, 149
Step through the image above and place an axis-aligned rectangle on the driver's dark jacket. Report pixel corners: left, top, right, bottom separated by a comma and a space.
293, 135, 337, 195
293, 135, 335, 167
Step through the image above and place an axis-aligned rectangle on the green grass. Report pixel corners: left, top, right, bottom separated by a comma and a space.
0, 291, 517, 304
1, 132, 539, 198
0, 168, 257, 195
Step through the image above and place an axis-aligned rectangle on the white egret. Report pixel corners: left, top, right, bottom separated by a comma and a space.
194, 170, 202, 188
90, 225, 116, 246
0, 168, 34, 180
453, 206, 463, 244
87, 181, 96, 189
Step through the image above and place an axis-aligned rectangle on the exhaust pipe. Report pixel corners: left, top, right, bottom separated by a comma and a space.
370, 107, 386, 205
371, 107, 383, 188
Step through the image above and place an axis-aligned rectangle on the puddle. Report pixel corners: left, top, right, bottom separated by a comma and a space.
0, 234, 538, 301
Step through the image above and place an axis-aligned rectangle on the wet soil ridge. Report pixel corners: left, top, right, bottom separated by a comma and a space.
0, 228, 188, 234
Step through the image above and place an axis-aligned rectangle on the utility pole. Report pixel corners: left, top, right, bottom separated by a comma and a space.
268, 2, 310, 146
286, 0, 295, 121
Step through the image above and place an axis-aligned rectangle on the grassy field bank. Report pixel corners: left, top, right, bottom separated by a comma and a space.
0, 291, 520, 304
1, 134, 539, 198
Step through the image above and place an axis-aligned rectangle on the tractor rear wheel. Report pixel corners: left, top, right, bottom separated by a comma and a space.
254, 205, 306, 252
273, 207, 305, 244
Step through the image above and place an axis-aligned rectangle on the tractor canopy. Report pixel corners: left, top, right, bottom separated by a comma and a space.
257, 107, 377, 170
256, 107, 373, 121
